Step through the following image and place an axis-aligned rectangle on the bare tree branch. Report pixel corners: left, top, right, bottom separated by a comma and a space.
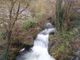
9, 0, 16, 21
19, 6, 28, 14
11, 1, 20, 29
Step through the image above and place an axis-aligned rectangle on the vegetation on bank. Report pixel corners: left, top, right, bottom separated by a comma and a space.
0, 0, 80, 60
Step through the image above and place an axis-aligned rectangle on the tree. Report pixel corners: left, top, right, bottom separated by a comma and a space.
0, 0, 31, 60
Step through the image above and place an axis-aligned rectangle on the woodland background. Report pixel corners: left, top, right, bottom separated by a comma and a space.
0, 0, 80, 60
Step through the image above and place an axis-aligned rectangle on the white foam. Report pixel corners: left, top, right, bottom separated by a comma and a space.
16, 22, 56, 60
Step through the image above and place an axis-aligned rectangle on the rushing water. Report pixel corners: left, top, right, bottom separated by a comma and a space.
16, 22, 56, 60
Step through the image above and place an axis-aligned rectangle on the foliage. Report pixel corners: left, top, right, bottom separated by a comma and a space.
22, 20, 36, 30
0, 0, 80, 60
0, 32, 3, 38
50, 30, 78, 60
56, 0, 77, 31
0, 49, 7, 60
56, 0, 64, 32
0, 31, 6, 39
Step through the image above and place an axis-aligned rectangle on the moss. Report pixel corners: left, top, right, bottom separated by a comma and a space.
22, 20, 36, 30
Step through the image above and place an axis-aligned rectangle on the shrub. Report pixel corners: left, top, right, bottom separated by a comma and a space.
22, 20, 36, 30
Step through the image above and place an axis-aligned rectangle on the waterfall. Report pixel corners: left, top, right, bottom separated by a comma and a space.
16, 22, 56, 60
